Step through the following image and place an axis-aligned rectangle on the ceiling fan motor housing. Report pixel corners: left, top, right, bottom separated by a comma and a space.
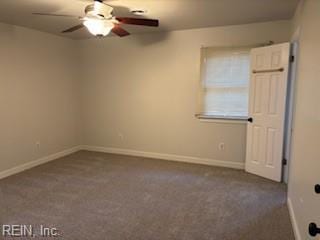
85, 1, 113, 19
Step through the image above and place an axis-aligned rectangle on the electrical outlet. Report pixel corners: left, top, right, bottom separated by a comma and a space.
218, 142, 225, 151
118, 133, 124, 141
35, 141, 41, 149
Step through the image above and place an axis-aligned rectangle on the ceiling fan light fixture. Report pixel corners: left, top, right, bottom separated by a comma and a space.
83, 19, 113, 36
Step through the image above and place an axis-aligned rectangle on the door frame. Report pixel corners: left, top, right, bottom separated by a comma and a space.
283, 28, 300, 183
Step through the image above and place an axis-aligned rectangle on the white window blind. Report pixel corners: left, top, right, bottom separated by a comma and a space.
199, 47, 251, 118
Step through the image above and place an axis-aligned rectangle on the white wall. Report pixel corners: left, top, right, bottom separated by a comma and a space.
0, 23, 81, 173
288, 1, 320, 239
0, 20, 292, 175
79, 20, 291, 165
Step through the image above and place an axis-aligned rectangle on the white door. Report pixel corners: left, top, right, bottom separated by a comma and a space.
245, 43, 290, 182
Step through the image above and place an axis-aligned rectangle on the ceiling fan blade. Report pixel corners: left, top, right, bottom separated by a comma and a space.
32, 13, 79, 18
116, 17, 159, 27
62, 24, 84, 33
112, 24, 130, 37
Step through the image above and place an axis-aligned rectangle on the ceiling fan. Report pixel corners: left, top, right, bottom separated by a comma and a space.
32, 0, 159, 37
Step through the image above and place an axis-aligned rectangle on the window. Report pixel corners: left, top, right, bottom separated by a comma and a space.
198, 46, 251, 120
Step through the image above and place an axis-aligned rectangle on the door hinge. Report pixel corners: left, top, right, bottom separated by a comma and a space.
290, 55, 295, 62
282, 158, 287, 165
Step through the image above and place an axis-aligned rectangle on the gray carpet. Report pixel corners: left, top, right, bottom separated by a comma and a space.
0, 151, 294, 240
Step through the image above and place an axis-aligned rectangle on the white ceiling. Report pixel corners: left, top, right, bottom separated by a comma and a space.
0, 0, 299, 39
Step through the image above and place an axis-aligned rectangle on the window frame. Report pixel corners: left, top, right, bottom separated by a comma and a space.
197, 46, 252, 122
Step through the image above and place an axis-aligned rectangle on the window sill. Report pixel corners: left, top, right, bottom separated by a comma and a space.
195, 114, 248, 124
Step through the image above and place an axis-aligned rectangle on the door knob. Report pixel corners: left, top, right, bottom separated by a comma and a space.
309, 223, 320, 236
247, 117, 253, 123
315, 184, 320, 194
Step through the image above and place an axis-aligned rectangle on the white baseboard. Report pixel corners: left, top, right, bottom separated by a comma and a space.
287, 197, 302, 240
0, 146, 81, 180
81, 145, 245, 170
0, 145, 244, 180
